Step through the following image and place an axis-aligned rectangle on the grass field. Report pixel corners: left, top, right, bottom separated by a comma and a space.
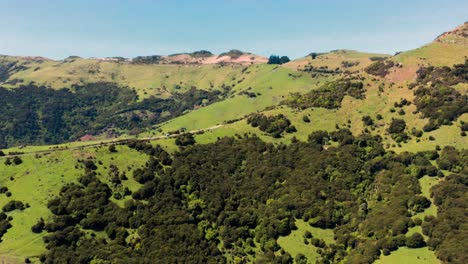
392, 42, 468, 67
156, 65, 332, 134
2, 57, 257, 99
411, 175, 442, 220
0, 145, 147, 261
374, 247, 440, 264
284, 50, 390, 72
277, 219, 334, 263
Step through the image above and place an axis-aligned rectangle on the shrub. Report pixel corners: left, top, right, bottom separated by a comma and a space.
108, 145, 117, 153
247, 114, 295, 137
31, 218, 45, 233
387, 119, 406, 134
409, 196, 431, 212
13, 156, 22, 165
362, 116, 374, 126
406, 233, 425, 248
2, 200, 25, 212
365, 61, 394, 77
175, 133, 196, 146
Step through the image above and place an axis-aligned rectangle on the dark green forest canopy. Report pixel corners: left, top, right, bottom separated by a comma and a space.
411, 60, 468, 132
0, 83, 228, 148
36, 132, 467, 264
247, 113, 296, 138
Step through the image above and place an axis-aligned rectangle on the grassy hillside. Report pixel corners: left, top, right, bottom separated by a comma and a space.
284, 50, 390, 72
0, 57, 257, 99
0, 23, 466, 264
0, 145, 149, 262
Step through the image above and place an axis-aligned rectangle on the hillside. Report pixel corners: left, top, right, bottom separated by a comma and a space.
0, 23, 466, 264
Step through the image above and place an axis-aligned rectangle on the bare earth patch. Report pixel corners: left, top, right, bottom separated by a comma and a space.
386, 64, 418, 84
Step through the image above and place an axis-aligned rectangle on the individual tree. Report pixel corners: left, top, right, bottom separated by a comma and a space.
362, 115, 374, 126
268, 55, 281, 64
12, 156, 22, 165
108, 144, 117, 153
280, 56, 290, 64
406, 233, 425, 248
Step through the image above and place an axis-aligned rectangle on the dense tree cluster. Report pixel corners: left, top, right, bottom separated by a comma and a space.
131, 55, 162, 64
35, 130, 465, 263
267, 55, 291, 65
387, 119, 409, 143
247, 114, 296, 137
416, 59, 468, 86
365, 60, 395, 77
2, 200, 25, 212
0, 83, 228, 148
411, 60, 468, 132
175, 133, 196, 147
423, 172, 467, 264
413, 85, 468, 132
0, 212, 12, 241
219, 49, 245, 59
283, 80, 365, 109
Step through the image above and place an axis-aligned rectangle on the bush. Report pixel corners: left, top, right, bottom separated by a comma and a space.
2, 200, 25, 212
411, 128, 423, 137
365, 61, 394, 77
247, 114, 295, 137
409, 196, 431, 212
406, 233, 425, 248
13, 156, 22, 165
31, 218, 45, 233
108, 145, 117, 153
387, 119, 406, 133
362, 116, 374, 126
175, 133, 196, 146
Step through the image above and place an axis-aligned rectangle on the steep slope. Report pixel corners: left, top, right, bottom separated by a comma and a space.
392, 22, 468, 67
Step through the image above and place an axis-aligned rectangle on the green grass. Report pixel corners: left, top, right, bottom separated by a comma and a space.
284, 50, 390, 72
0, 151, 82, 259
392, 42, 468, 67
0, 145, 147, 260
374, 247, 440, 264
277, 219, 334, 263
412, 176, 442, 220
156, 65, 331, 134
3, 58, 262, 99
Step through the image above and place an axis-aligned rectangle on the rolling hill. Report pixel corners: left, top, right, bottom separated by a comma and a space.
0, 23, 466, 264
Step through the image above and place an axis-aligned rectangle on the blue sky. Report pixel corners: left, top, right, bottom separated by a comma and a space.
0, 0, 467, 59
